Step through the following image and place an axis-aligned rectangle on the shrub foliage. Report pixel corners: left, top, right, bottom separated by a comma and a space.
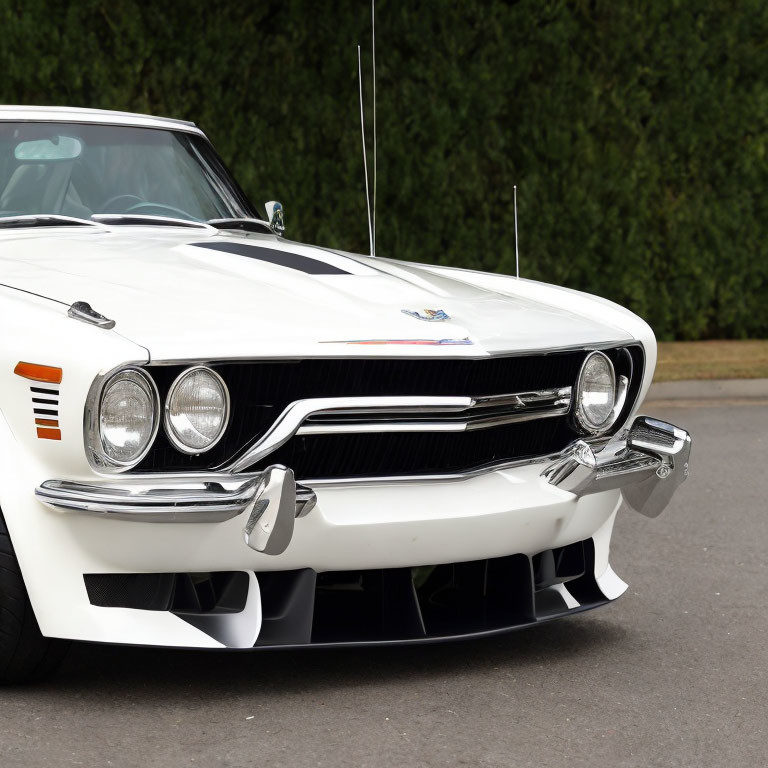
1, 0, 766, 338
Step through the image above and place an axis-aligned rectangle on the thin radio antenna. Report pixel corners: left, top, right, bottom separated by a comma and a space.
371, 0, 377, 257
514, 184, 520, 278
358, 44, 373, 255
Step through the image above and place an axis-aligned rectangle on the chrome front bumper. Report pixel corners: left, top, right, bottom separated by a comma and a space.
542, 416, 692, 518
35, 416, 690, 555
35, 467, 317, 555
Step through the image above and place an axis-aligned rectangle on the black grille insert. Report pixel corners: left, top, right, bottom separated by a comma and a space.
256, 538, 604, 646
84, 571, 249, 614
83, 540, 612, 647
135, 345, 644, 479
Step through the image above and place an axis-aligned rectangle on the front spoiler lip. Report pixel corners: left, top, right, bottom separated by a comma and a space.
248, 598, 613, 650
124, 598, 612, 652
542, 415, 692, 518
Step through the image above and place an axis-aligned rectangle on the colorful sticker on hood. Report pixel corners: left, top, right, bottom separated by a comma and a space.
401, 309, 451, 322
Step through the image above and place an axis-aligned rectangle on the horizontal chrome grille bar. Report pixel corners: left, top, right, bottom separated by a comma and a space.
226, 389, 572, 474
298, 389, 571, 435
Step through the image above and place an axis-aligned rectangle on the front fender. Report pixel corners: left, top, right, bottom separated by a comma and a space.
0, 288, 148, 590
0, 288, 148, 482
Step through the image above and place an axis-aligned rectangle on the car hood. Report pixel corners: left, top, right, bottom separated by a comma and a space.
0, 228, 632, 360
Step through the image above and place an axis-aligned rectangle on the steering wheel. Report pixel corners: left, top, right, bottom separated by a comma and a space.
99, 194, 145, 213
124, 202, 196, 220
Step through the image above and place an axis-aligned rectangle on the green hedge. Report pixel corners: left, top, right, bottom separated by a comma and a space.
1, 0, 766, 338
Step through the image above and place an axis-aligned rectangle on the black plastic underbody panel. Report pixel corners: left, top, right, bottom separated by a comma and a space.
85, 571, 249, 613
85, 539, 614, 648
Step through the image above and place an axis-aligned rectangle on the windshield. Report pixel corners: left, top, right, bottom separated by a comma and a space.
0, 122, 256, 223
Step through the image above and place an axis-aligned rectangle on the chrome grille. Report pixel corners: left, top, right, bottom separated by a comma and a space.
135, 345, 644, 478
228, 389, 572, 473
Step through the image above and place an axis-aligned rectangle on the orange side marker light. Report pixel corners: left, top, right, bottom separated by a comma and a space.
36, 427, 62, 441
14, 362, 63, 384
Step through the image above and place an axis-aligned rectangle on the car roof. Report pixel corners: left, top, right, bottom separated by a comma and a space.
0, 105, 204, 135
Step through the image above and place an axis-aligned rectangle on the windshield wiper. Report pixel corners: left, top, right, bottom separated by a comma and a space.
0, 214, 105, 229
91, 214, 215, 231
206, 217, 273, 234
0, 213, 269, 234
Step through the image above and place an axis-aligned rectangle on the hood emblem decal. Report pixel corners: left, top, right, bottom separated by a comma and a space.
402, 308, 450, 322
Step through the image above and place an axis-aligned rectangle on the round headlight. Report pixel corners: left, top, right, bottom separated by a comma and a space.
164, 367, 229, 454
99, 369, 159, 466
574, 351, 617, 434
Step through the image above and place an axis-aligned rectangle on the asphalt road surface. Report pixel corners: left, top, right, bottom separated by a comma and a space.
1, 402, 766, 768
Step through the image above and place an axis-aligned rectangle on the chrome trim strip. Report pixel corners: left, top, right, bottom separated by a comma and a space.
303, 389, 571, 421
297, 422, 474, 435
35, 468, 317, 525
91, 214, 217, 231
472, 389, 571, 409
0, 214, 109, 229
298, 438, 613, 488
226, 396, 473, 473
226, 389, 572, 473
137, 339, 643, 366
610, 375, 630, 426
297, 403, 570, 436
84, 448, 599, 490
36, 478, 258, 521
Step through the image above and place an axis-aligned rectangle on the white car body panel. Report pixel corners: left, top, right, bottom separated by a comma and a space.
0, 107, 687, 653
0, 228, 634, 361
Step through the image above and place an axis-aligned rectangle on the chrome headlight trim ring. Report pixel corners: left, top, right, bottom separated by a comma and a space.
573, 350, 619, 436
87, 366, 161, 472
163, 365, 231, 455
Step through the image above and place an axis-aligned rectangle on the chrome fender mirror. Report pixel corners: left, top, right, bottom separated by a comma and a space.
265, 201, 285, 236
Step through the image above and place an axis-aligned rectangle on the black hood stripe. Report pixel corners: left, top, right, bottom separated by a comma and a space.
191, 242, 351, 275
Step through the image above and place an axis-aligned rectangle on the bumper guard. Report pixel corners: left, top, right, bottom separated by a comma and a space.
542, 416, 691, 517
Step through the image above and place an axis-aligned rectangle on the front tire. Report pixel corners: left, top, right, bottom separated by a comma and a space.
0, 511, 69, 683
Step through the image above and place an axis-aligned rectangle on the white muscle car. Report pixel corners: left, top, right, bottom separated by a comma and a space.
0, 106, 691, 682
